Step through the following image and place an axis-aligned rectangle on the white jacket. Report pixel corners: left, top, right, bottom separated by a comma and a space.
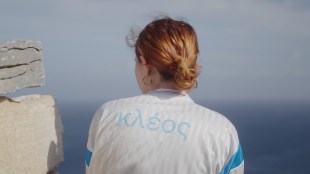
86, 89, 244, 174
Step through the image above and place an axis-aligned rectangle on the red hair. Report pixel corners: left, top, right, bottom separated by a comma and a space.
127, 17, 200, 90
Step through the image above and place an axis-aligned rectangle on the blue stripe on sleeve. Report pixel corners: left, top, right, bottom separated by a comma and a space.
219, 144, 244, 174
86, 148, 93, 167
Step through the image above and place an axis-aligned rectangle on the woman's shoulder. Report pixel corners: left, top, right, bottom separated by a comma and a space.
190, 102, 237, 130
91, 95, 145, 121
98, 94, 149, 109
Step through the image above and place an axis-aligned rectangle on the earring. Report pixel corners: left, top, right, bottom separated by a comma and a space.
142, 75, 152, 86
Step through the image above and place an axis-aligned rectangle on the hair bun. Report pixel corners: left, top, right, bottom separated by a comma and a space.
174, 55, 199, 90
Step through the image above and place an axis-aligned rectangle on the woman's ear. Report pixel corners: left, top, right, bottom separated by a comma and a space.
140, 56, 152, 75
139, 56, 147, 65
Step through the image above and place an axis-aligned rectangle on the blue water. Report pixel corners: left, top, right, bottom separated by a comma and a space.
55, 101, 310, 174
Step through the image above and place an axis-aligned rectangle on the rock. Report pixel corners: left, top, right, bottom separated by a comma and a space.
0, 95, 64, 174
0, 40, 45, 94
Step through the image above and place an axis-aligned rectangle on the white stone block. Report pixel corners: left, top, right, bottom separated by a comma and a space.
0, 95, 64, 174
0, 40, 45, 94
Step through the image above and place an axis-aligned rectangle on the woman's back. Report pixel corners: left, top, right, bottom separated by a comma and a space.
86, 16, 244, 174
86, 89, 243, 174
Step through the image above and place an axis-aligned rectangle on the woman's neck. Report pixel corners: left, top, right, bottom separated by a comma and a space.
144, 67, 187, 94
152, 80, 186, 94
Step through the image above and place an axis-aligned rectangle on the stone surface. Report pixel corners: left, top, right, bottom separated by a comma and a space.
0, 40, 45, 94
0, 95, 64, 174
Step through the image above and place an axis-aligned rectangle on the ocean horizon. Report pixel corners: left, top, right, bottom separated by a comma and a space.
56, 100, 310, 174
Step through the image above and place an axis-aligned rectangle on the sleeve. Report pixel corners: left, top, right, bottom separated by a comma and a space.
86, 106, 103, 174
219, 144, 244, 174
219, 125, 244, 174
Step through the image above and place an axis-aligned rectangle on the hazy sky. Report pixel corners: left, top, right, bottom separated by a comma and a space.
1, 0, 310, 102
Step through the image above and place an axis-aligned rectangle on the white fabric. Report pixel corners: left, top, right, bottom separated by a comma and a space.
230, 161, 244, 174
86, 89, 244, 174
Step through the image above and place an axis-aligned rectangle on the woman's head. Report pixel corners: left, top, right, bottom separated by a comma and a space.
127, 17, 200, 93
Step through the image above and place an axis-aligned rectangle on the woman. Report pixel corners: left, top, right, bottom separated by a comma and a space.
86, 17, 244, 174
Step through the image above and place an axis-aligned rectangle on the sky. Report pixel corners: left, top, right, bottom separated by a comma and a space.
1, 0, 310, 103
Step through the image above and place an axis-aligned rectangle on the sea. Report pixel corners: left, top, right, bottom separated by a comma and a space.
55, 100, 310, 174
